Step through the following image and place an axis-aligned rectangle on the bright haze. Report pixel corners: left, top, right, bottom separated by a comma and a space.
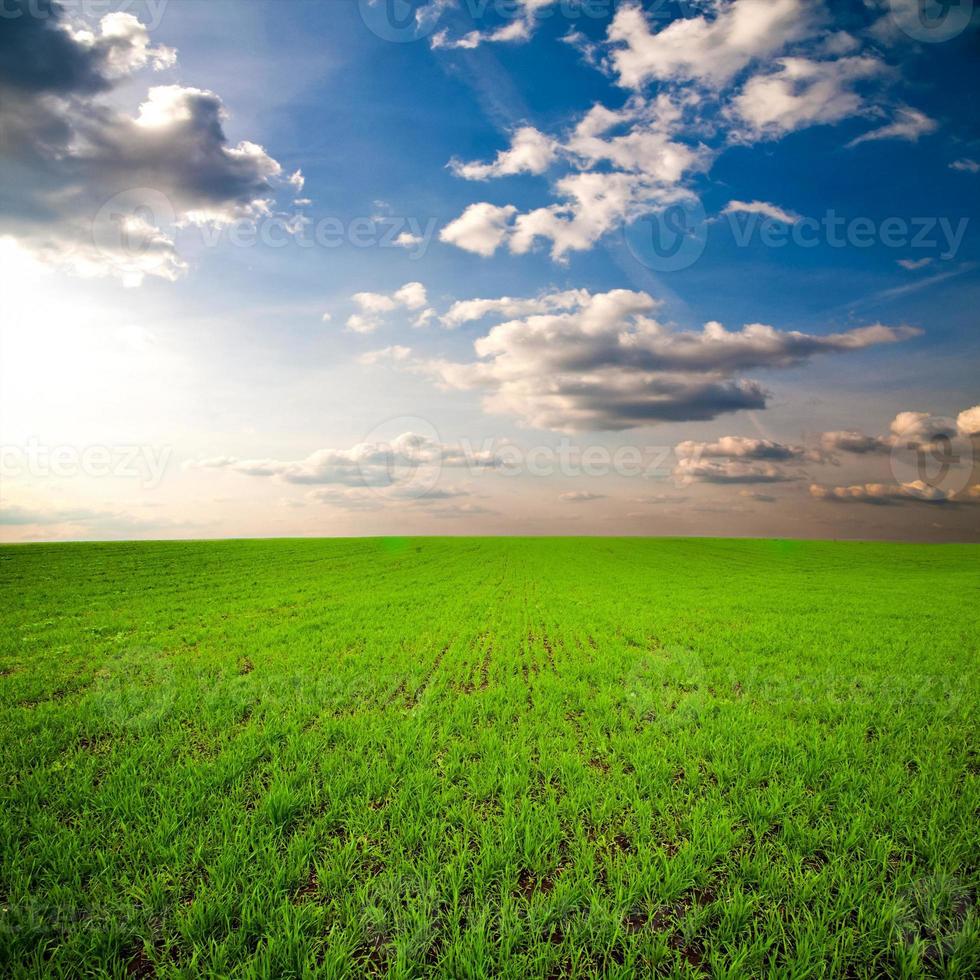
1, 0, 978, 542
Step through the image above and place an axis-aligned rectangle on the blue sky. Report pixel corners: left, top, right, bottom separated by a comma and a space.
1, 0, 978, 540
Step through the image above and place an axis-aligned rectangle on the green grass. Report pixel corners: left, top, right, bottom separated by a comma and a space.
1, 537, 977, 978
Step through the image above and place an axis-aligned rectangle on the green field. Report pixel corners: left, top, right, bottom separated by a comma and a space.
1, 538, 977, 978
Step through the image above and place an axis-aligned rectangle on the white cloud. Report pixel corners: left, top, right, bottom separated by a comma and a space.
558, 491, 606, 502
950, 158, 980, 174
191, 431, 491, 489
819, 30, 861, 56
721, 200, 802, 223
957, 405, 980, 436
426, 0, 554, 49
897, 257, 933, 271
351, 292, 398, 314
412, 307, 437, 328
448, 172, 698, 261
344, 282, 428, 333
67, 10, 176, 76
510, 171, 692, 259
604, 0, 818, 90
442, 95, 708, 260
441, 289, 590, 328
450, 126, 558, 180
847, 106, 938, 148
345, 313, 379, 335
358, 345, 412, 365
563, 94, 707, 179
393, 231, 424, 248
439, 203, 517, 257
394, 281, 428, 310
732, 56, 883, 139
432, 17, 533, 50
393, 288, 919, 431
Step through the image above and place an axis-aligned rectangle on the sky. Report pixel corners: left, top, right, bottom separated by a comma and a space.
1, 0, 979, 542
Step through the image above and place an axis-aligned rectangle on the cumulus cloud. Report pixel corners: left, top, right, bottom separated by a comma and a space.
675, 436, 815, 461
440, 4, 928, 263
673, 434, 821, 484
820, 406, 980, 458
424, 0, 555, 49
0, 1, 289, 284
450, 126, 558, 179
190, 432, 498, 490
721, 200, 802, 223
820, 430, 891, 455
847, 106, 938, 148
604, 0, 817, 90
344, 282, 428, 333
393, 231, 424, 249
810, 481, 975, 505
440, 203, 517, 257
441, 289, 590, 328
889, 411, 958, 446
386, 288, 918, 431
732, 56, 884, 140
507, 171, 696, 260
441, 95, 709, 260
957, 405, 980, 436
675, 459, 800, 484
431, 13, 531, 50
444, 169, 699, 261
558, 491, 606, 503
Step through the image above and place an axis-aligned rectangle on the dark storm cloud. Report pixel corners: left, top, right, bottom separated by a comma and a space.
0, 0, 287, 283
0, 0, 110, 94
382, 289, 920, 431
